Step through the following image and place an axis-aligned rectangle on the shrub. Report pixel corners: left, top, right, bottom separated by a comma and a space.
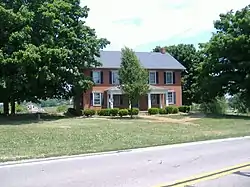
185, 106, 191, 113
118, 109, 128, 117
148, 108, 159, 115
178, 106, 186, 113
166, 106, 174, 114
15, 104, 28, 113
159, 108, 167, 114
66, 108, 82, 116
83, 109, 96, 117
97, 109, 110, 116
56, 105, 68, 113
172, 106, 179, 114
200, 97, 227, 114
110, 108, 119, 116
178, 105, 191, 113
128, 108, 139, 115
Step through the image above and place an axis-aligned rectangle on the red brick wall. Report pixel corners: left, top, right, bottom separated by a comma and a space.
83, 68, 183, 110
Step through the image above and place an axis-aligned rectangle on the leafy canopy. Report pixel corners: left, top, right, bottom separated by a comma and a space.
0, 0, 109, 114
118, 47, 149, 111
200, 4, 250, 105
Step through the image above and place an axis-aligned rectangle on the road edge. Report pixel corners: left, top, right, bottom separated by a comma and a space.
1, 136, 250, 167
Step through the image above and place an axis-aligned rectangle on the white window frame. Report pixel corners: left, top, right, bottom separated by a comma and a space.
165, 71, 173, 84
112, 71, 119, 85
149, 71, 157, 84
93, 92, 102, 106
167, 91, 174, 104
92, 71, 101, 84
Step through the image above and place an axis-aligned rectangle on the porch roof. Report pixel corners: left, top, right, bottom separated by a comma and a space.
105, 85, 168, 94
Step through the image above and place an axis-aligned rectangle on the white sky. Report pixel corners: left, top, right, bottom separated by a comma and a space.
82, 0, 249, 51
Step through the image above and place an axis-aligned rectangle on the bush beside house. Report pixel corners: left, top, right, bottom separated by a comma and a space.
67, 105, 191, 118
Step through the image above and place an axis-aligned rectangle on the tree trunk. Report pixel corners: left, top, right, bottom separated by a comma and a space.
3, 100, 9, 116
73, 92, 81, 116
11, 100, 15, 115
130, 100, 133, 119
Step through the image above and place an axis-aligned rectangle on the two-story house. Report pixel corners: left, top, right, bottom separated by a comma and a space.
83, 49, 185, 111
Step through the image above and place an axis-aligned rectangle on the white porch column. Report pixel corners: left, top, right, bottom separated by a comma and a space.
148, 93, 151, 109
110, 93, 114, 109
165, 92, 169, 106
107, 93, 109, 108
160, 94, 163, 109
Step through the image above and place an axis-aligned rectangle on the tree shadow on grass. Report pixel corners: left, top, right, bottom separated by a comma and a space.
0, 113, 71, 126
205, 113, 250, 120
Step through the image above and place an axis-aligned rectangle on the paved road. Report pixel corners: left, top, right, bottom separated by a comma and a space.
1, 137, 250, 187
193, 169, 250, 187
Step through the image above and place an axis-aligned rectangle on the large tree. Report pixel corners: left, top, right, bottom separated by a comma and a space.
118, 47, 149, 118
153, 44, 202, 105
200, 4, 250, 106
0, 0, 109, 115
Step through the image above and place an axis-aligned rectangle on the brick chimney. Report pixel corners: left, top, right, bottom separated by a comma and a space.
160, 47, 166, 54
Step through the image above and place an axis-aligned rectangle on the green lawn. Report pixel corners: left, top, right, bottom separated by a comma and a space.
0, 114, 250, 162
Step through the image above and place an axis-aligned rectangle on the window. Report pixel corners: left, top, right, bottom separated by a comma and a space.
149, 71, 156, 84
166, 71, 173, 84
168, 92, 174, 104
93, 71, 101, 84
93, 92, 102, 106
112, 71, 119, 84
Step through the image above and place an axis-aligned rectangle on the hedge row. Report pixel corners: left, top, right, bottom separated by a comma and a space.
66, 108, 139, 117
148, 105, 191, 115
66, 105, 191, 117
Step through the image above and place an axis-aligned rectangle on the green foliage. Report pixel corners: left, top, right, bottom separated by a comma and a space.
41, 99, 71, 107
118, 47, 149, 118
178, 106, 185, 113
200, 97, 228, 114
148, 108, 159, 115
178, 106, 191, 113
191, 103, 200, 112
228, 94, 248, 113
166, 106, 174, 114
83, 109, 96, 117
15, 104, 28, 113
56, 105, 68, 113
110, 108, 119, 116
128, 108, 139, 116
199, 5, 250, 105
172, 107, 179, 114
66, 108, 82, 116
118, 109, 129, 117
153, 44, 203, 105
0, 0, 109, 115
159, 108, 167, 114
97, 109, 110, 116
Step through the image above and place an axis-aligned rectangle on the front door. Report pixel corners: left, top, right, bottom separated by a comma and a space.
132, 102, 139, 108
151, 94, 160, 108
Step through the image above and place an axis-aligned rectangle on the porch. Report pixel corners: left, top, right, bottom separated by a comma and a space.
105, 85, 174, 110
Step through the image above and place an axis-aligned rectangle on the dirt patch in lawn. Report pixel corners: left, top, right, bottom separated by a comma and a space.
140, 114, 205, 125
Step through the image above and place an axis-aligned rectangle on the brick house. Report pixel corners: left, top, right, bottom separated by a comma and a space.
82, 49, 185, 111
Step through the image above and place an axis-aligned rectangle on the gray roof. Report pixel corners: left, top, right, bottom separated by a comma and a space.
96, 51, 185, 70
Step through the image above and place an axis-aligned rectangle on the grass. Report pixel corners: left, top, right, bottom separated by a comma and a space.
159, 113, 189, 119
0, 114, 250, 162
